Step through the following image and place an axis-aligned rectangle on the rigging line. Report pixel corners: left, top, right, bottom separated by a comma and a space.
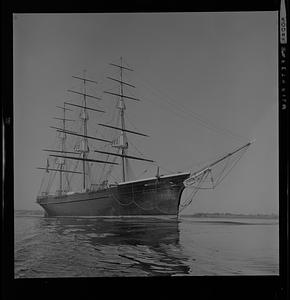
105, 155, 118, 180
100, 152, 118, 183
44, 132, 59, 161
96, 130, 113, 145
124, 114, 143, 135
63, 162, 70, 191
134, 72, 247, 142
157, 165, 175, 174
96, 151, 110, 184
214, 147, 248, 187
216, 147, 248, 185
45, 163, 55, 192
128, 139, 174, 173
127, 140, 145, 157
179, 189, 198, 212
108, 173, 120, 183
122, 58, 134, 70
152, 90, 246, 144
102, 101, 117, 126
133, 72, 248, 143
98, 109, 119, 143
136, 86, 242, 144
180, 190, 196, 211
179, 172, 209, 212
96, 67, 112, 85
212, 155, 232, 186
133, 199, 154, 211
46, 170, 58, 193
71, 65, 109, 91
37, 172, 47, 195
67, 160, 80, 188
110, 192, 135, 206
115, 184, 184, 196
128, 140, 174, 174
186, 143, 232, 171
92, 145, 105, 183
136, 169, 148, 179
86, 161, 91, 185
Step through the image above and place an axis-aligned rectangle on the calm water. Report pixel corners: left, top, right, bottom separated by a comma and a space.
14, 212, 279, 277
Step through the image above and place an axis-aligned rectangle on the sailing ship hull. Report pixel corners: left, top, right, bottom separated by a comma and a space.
36, 173, 190, 217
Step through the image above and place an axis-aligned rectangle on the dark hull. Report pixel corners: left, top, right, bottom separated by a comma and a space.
36, 173, 190, 217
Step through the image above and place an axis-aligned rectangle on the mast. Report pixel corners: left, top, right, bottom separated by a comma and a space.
68, 71, 100, 191
105, 58, 146, 183
120, 57, 127, 182
56, 104, 69, 195
60, 104, 65, 192
82, 70, 88, 190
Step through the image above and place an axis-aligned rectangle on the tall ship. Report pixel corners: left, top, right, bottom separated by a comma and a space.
36, 58, 253, 217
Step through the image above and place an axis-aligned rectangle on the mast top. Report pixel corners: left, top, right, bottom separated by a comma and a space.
56, 105, 73, 111
109, 63, 133, 72
72, 75, 98, 84
68, 89, 102, 100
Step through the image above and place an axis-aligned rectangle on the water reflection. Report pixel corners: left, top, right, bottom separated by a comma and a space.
34, 216, 191, 276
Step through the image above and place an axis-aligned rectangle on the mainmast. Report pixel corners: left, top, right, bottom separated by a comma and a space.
119, 57, 127, 182
55, 104, 74, 195
60, 105, 65, 192
81, 71, 89, 190
104, 58, 155, 183
106, 57, 136, 182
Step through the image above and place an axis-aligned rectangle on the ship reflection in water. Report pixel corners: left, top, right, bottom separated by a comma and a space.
15, 216, 190, 277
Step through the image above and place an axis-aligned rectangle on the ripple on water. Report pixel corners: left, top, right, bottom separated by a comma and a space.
14, 215, 279, 277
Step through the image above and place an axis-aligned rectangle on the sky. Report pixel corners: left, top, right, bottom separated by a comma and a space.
13, 12, 278, 214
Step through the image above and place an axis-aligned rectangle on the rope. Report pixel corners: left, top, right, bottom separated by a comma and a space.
110, 192, 135, 206
127, 140, 146, 157
108, 173, 120, 183
136, 169, 148, 179
213, 155, 231, 187
127, 140, 174, 175
45, 170, 57, 193
124, 114, 142, 135
109, 179, 183, 213
214, 147, 248, 187
179, 171, 209, 212
37, 172, 46, 195
133, 70, 248, 144
66, 160, 80, 191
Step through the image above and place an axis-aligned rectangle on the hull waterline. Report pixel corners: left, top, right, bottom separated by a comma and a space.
37, 173, 190, 217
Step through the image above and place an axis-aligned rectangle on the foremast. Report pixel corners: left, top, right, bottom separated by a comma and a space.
105, 57, 140, 182
112, 57, 130, 182
119, 58, 127, 182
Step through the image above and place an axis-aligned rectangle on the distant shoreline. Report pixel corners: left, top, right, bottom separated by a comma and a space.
181, 213, 279, 219
14, 210, 278, 219
14, 209, 44, 216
